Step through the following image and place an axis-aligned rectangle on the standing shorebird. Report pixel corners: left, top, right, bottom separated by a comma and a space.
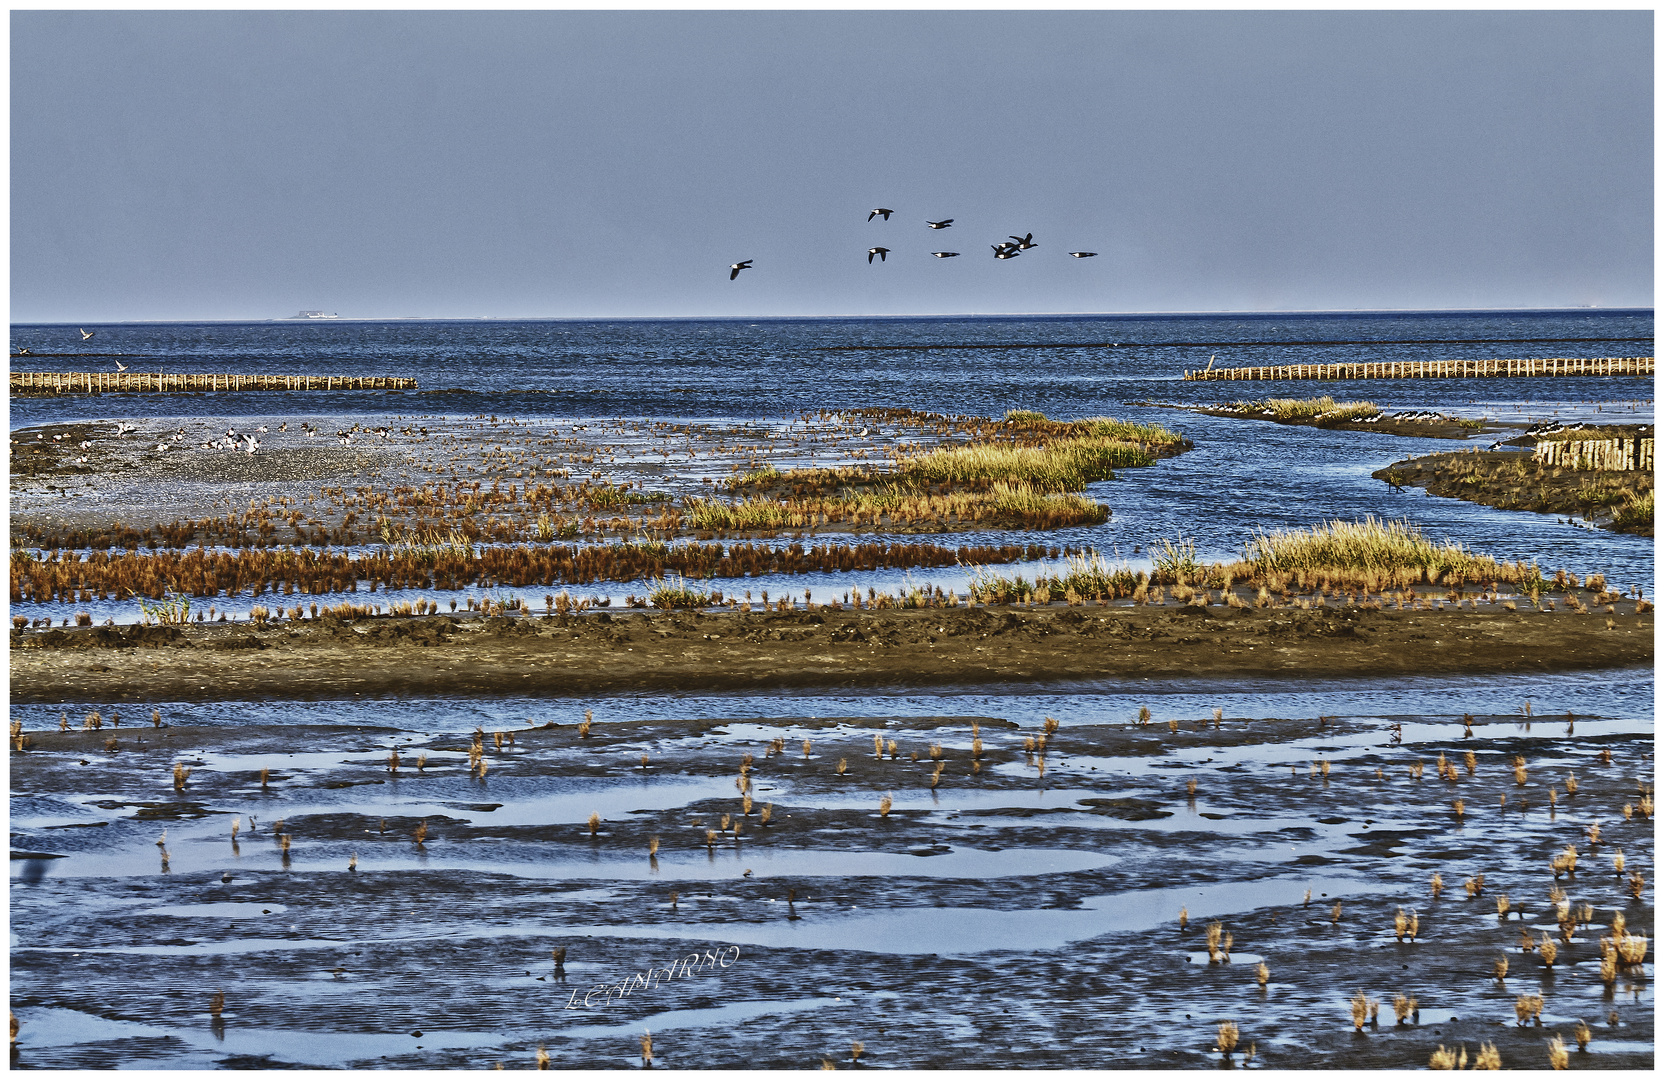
729, 260, 753, 281
867, 247, 889, 263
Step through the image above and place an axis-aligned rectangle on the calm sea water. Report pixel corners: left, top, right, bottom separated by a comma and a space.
10, 310, 1656, 592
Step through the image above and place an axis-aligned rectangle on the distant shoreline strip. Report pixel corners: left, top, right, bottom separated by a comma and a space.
819, 336, 1655, 352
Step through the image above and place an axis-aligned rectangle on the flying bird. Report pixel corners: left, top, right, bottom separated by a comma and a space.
992, 244, 1021, 260
868, 247, 889, 263
113, 359, 128, 372
729, 260, 752, 281
80, 329, 94, 340
925, 219, 953, 230
930, 252, 961, 258
1068, 251, 1099, 258
868, 208, 893, 221
1009, 233, 1038, 250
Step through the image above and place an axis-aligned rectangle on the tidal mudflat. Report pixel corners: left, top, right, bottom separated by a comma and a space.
9, 682, 1655, 1069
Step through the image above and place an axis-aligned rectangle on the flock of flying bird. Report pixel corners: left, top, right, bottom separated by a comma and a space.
728, 208, 1097, 279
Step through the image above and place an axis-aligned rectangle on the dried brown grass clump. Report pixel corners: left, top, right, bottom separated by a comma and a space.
1430, 872, 1444, 900
1392, 994, 1417, 1024
640, 1032, 652, 1066
1463, 750, 1476, 774
1547, 1035, 1568, 1070
1493, 956, 1508, 981
1255, 962, 1269, 987
1538, 936, 1558, 967
1394, 908, 1409, 941
1178, 906, 1188, 931
587, 812, 600, 837
1566, 773, 1580, 796
579, 709, 593, 738
1206, 920, 1224, 962
802, 738, 812, 760
1215, 1021, 1240, 1056
1349, 991, 1376, 1031
1573, 1019, 1591, 1052
850, 1041, 863, 1065
879, 794, 892, 818
1464, 873, 1485, 899
1551, 845, 1579, 877
536, 1045, 550, 1070
414, 820, 428, 846
1429, 1045, 1459, 1070
874, 734, 884, 759
1515, 994, 1544, 1026
210, 991, 225, 1017
648, 836, 659, 856
760, 804, 773, 826
1331, 902, 1342, 924
1453, 798, 1465, 820
836, 757, 848, 776
1473, 1043, 1500, 1069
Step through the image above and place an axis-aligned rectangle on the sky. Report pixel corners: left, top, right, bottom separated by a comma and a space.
9, 9, 1654, 322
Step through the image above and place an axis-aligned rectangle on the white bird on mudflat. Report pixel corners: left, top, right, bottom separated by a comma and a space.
256, 425, 268, 433
243, 436, 260, 454
115, 422, 136, 436
154, 442, 169, 452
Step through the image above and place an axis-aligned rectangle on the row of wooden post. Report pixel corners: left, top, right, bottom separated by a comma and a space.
1533, 437, 1654, 473
10, 372, 418, 393
1183, 356, 1653, 382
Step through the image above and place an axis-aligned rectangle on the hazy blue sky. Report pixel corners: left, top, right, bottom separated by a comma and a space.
10, 10, 1653, 322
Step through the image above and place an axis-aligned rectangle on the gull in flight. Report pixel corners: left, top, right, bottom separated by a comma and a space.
868, 208, 893, 221
1068, 251, 1099, 258
867, 247, 889, 263
80, 329, 94, 341
729, 260, 753, 281
114, 359, 128, 372
930, 252, 960, 258
925, 219, 953, 229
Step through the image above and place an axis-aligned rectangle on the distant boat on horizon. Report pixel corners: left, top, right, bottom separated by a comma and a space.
291, 310, 339, 319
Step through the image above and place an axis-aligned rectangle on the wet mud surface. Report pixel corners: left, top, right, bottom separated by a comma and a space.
10, 604, 1653, 704
9, 701, 1654, 1069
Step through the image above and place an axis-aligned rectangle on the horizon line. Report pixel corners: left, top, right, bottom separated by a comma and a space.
12, 304, 1654, 327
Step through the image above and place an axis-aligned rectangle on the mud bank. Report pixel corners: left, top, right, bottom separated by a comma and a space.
1375, 453, 1653, 535
11, 605, 1652, 703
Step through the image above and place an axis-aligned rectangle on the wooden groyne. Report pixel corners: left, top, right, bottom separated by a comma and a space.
1182, 356, 1653, 382
1533, 436, 1654, 473
10, 372, 418, 394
